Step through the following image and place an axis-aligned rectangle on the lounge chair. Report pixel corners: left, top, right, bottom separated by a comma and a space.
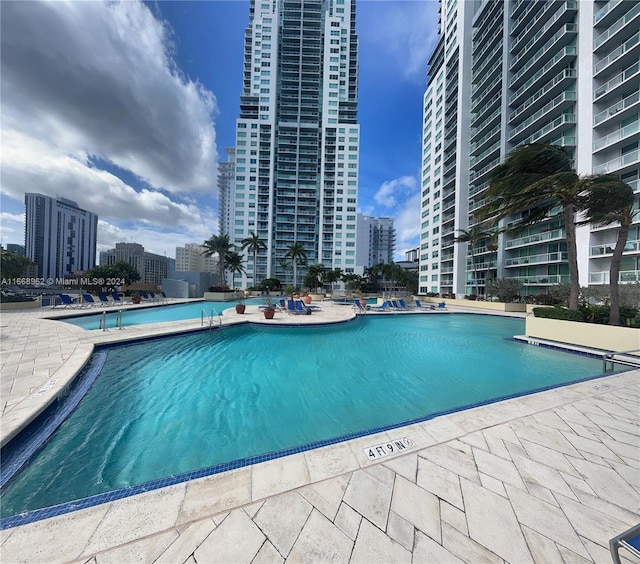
286, 299, 309, 315
369, 300, 393, 312
97, 293, 113, 306
414, 300, 432, 310
111, 292, 125, 305
354, 299, 368, 313
295, 300, 312, 314
398, 299, 414, 310
610, 523, 640, 564
437, 301, 447, 310
59, 294, 83, 308
82, 294, 98, 307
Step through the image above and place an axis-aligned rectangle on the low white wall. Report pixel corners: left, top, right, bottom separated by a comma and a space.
526, 317, 640, 353
419, 297, 527, 313
203, 291, 237, 301
0, 300, 40, 311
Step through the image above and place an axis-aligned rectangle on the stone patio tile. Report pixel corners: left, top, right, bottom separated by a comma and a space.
418, 443, 480, 484
569, 457, 640, 512
513, 423, 581, 457
561, 471, 598, 497
571, 487, 640, 525
441, 522, 502, 564
304, 442, 359, 483
285, 509, 353, 563
609, 460, 640, 489
95, 528, 179, 563
440, 501, 467, 536
390, 475, 440, 540
557, 545, 594, 563
521, 526, 565, 564
413, 530, 464, 564
478, 472, 507, 497
386, 510, 414, 551
156, 518, 216, 564
0, 504, 110, 563
212, 512, 230, 526
416, 456, 463, 509
298, 474, 350, 521
532, 410, 574, 433
251, 455, 310, 501
553, 492, 635, 551
602, 437, 640, 462
243, 500, 265, 519
382, 452, 417, 483
587, 413, 639, 437
82, 486, 185, 556
253, 492, 312, 557
482, 423, 523, 446
511, 452, 576, 499
461, 478, 533, 564
193, 509, 265, 564
252, 540, 284, 564
505, 484, 590, 558
481, 433, 512, 460
350, 517, 411, 564
520, 439, 580, 476
334, 502, 362, 541
564, 432, 623, 462
473, 448, 527, 490
457, 430, 488, 451
178, 468, 252, 525
420, 417, 466, 444
362, 462, 395, 487
343, 466, 393, 530
600, 427, 640, 448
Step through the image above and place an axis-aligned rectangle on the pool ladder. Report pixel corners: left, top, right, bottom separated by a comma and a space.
603, 348, 640, 372
99, 310, 124, 331
201, 308, 221, 329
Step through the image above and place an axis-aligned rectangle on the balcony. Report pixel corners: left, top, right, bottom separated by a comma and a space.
593, 31, 639, 77
509, 91, 576, 142
515, 274, 571, 285
590, 240, 640, 256
594, 90, 640, 126
509, 69, 577, 123
512, 1, 577, 59
517, 113, 576, 147
504, 252, 568, 267
593, 119, 639, 152
505, 229, 566, 249
594, 62, 640, 102
509, 46, 577, 93
589, 270, 640, 284
594, 2, 640, 51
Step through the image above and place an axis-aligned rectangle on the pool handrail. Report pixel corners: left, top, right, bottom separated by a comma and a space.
201, 308, 221, 329
603, 348, 640, 372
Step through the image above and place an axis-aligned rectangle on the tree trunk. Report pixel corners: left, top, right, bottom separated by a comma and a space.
253, 252, 257, 287
470, 248, 478, 295
564, 203, 580, 310
609, 221, 630, 326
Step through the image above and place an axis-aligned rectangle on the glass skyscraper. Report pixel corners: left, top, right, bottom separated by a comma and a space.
225, 0, 360, 287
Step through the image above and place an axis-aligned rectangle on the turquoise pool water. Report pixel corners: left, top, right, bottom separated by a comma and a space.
60, 298, 262, 330
1, 315, 609, 518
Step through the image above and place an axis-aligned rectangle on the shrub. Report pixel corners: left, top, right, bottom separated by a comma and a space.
533, 307, 584, 322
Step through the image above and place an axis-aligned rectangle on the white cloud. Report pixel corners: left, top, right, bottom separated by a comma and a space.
393, 191, 421, 260
359, 1, 440, 82
374, 176, 418, 208
1, 0, 217, 195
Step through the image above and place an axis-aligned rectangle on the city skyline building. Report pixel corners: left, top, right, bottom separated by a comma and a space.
175, 243, 218, 273
419, 0, 639, 297
24, 193, 98, 280
99, 242, 170, 285
226, 0, 360, 287
355, 213, 395, 269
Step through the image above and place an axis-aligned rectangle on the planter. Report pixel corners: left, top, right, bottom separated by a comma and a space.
132, 296, 142, 304
263, 308, 275, 319
203, 291, 237, 301
302, 295, 312, 305
235, 304, 246, 314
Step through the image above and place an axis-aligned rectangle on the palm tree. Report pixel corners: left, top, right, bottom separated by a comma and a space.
341, 273, 363, 296
241, 232, 267, 287
202, 233, 233, 288
225, 251, 246, 288
454, 226, 491, 295
284, 242, 307, 289
325, 268, 343, 296
581, 176, 635, 325
476, 144, 595, 309
305, 263, 326, 294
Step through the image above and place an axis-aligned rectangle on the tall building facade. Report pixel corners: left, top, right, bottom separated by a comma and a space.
355, 214, 395, 268
419, 0, 639, 297
24, 193, 98, 279
228, 0, 360, 287
175, 243, 217, 273
217, 148, 236, 237
100, 243, 170, 285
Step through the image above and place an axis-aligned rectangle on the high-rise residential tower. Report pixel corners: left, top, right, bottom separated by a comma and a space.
355, 214, 396, 268
24, 193, 98, 280
228, 0, 359, 287
419, 0, 639, 297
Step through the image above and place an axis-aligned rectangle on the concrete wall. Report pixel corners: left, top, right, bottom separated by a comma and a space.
525, 317, 640, 353
419, 297, 527, 312
161, 279, 189, 299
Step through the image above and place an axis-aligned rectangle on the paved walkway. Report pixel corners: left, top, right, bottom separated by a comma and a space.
1, 301, 638, 563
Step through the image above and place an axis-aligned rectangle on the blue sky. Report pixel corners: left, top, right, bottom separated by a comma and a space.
1, 0, 439, 260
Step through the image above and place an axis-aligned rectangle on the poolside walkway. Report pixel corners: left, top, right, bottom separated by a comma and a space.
1, 302, 638, 563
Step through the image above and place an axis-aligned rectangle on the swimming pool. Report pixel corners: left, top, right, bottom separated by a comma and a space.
0, 314, 613, 520
59, 298, 262, 330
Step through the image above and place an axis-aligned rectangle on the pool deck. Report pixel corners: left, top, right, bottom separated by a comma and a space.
1, 300, 638, 563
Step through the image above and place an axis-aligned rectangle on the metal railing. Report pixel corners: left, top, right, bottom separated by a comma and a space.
201, 308, 221, 329
603, 348, 640, 372
99, 310, 123, 331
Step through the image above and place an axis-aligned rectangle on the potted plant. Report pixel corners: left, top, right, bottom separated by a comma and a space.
354, 289, 366, 308
235, 290, 246, 314
263, 297, 276, 319
131, 292, 142, 304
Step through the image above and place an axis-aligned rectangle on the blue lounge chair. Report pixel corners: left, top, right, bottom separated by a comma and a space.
82, 294, 98, 307
610, 523, 640, 564
437, 301, 447, 310
414, 300, 432, 310
286, 299, 308, 315
398, 299, 414, 310
295, 300, 312, 314
59, 294, 82, 308
369, 300, 393, 312
354, 299, 367, 313
111, 292, 125, 305
97, 293, 113, 306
